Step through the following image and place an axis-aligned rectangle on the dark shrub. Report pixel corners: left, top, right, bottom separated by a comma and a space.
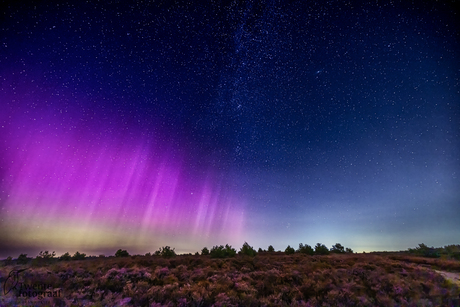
315, 243, 330, 255
285, 245, 295, 255
240, 242, 257, 257
408, 243, 440, 258
156, 246, 176, 258
72, 251, 86, 260
268, 245, 275, 252
60, 252, 72, 261
443, 244, 460, 259
297, 243, 314, 255
38, 251, 56, 259
330, 243, 345, 254
115, 249, 130, 257
224, 244, 237, 257
210, 244, 236, 258
5, 256, 12, 265
201, 247, 210, 255
17, 253, 29, 264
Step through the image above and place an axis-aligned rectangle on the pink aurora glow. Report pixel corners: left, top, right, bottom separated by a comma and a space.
1, 105, 246, 255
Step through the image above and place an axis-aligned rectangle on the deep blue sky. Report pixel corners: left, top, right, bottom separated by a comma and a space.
0, 0, 459, 258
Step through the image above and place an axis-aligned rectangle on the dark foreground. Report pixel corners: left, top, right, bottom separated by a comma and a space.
1, 253, 459, 306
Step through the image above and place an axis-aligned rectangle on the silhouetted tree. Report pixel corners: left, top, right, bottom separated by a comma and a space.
268, 245, 275, 252
315, 243, 330, 255
38, 251, 56, 259
210, 244, 236, 258
285, 245, 295, 255
201, 247, 210, 255
240, 242, 257, 257
330, 243, 345, 254
72, 251, 86, 260
17, 254, 28, 264
408, 243, 440, 258
444, 244, 460, 255
224, 244, 237, 257
60, 252, 72, 261
115, 249, 130, 257
156, 246, 176, 258
297, 243, 314, 255
443, 245, 460, 260
345, 247, 354, 253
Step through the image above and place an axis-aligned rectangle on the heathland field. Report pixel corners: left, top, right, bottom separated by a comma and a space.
1, 252, 460, 306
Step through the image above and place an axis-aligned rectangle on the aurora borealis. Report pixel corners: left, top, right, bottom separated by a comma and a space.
1, 1, 459, 258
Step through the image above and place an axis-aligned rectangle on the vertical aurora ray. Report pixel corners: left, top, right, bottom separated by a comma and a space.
0, 95, 246, 255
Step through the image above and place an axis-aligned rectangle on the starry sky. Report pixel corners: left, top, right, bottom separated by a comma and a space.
1, 0, 459, 258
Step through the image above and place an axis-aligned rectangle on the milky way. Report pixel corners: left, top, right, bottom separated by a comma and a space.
1, 1, 459, 258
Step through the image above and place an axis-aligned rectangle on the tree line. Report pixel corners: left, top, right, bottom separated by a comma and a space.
6, 243, 459, 264
3, 242, 355, 264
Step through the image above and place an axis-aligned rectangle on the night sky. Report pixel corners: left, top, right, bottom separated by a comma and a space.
1, 1, 459, 258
